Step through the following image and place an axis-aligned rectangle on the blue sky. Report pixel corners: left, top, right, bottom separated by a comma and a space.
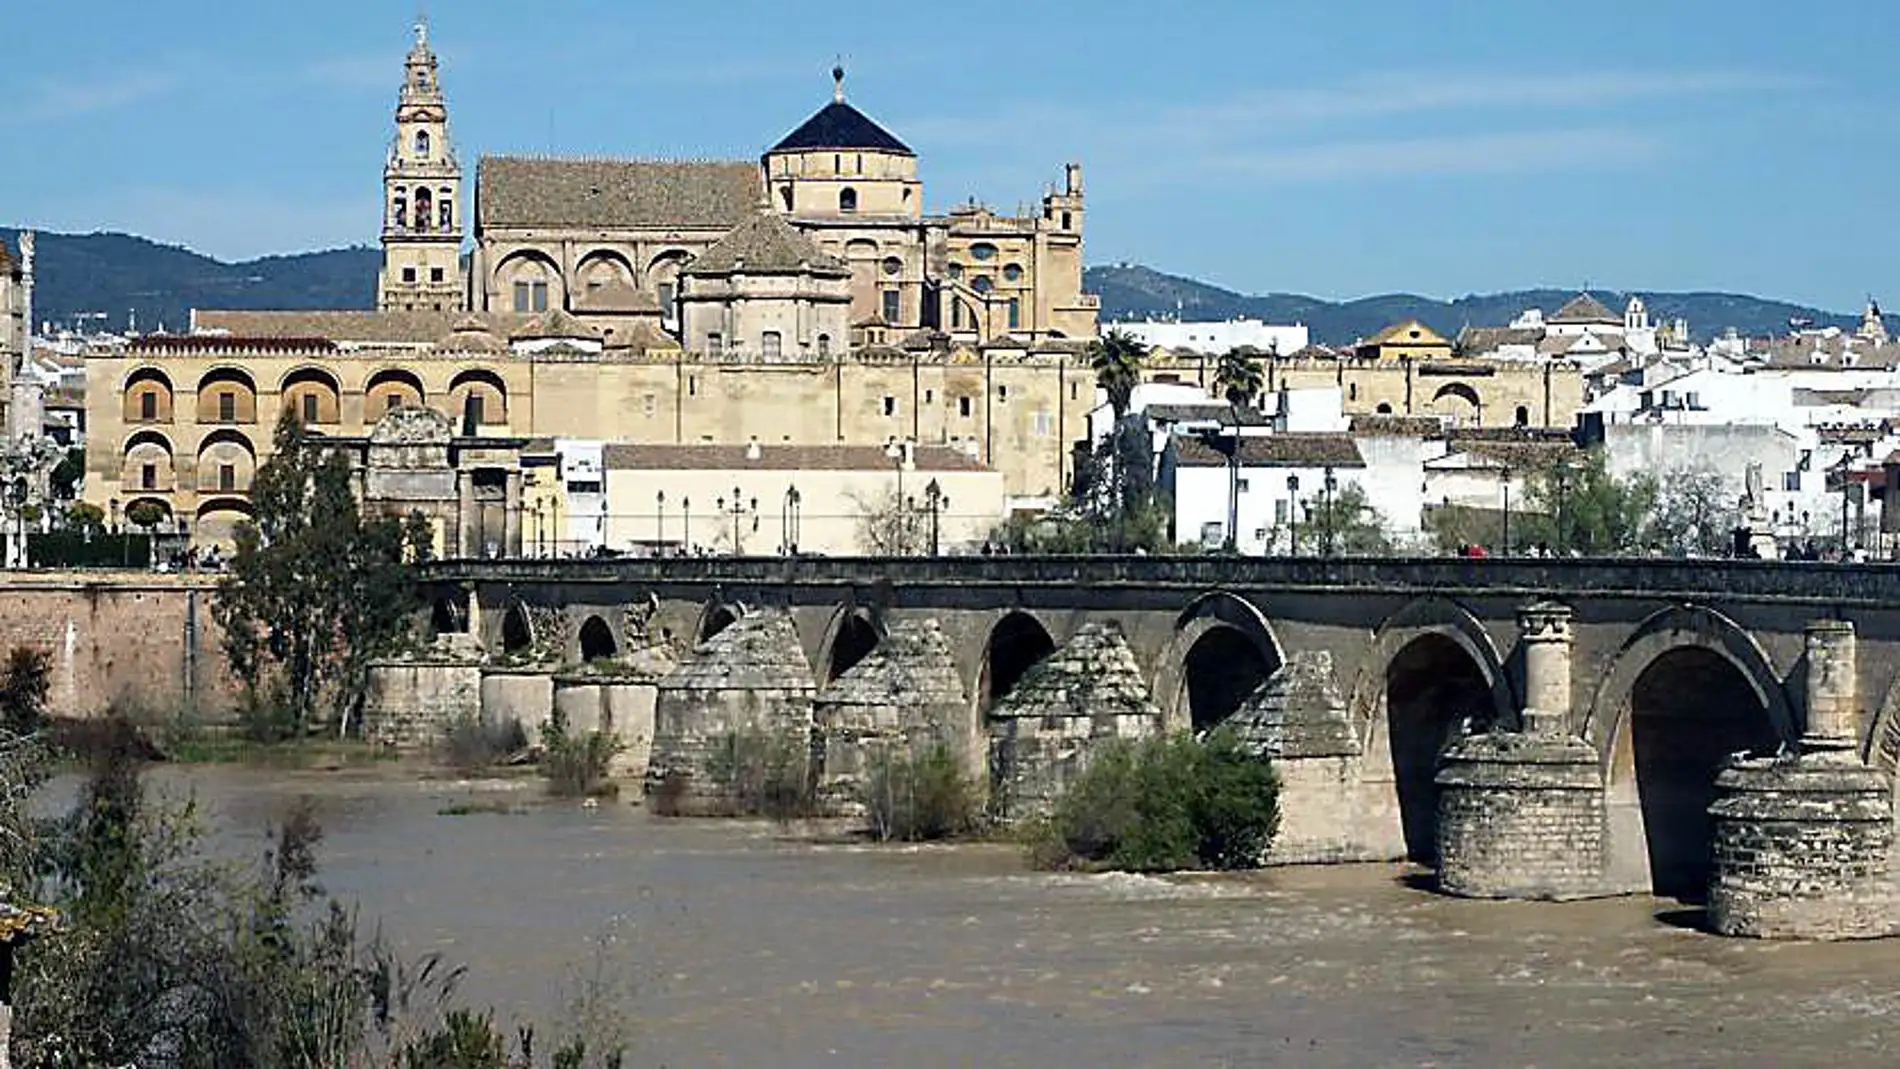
2, 0, 1894, 310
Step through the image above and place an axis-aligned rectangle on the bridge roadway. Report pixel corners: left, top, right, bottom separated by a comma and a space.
421, 555, 1900, 894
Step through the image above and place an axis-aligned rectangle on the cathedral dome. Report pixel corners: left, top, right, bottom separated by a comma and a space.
767, 68, 912, 157
436, 316, 505, 352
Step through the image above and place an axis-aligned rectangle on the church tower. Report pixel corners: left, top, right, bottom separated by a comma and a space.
377, 17, 465, 312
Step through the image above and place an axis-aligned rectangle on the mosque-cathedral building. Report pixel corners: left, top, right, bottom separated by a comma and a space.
84, 19, 1103, 551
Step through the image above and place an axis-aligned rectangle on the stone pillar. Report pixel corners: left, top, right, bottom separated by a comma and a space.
1707, 620, 1898, 939
502, 470, 523, 558
1518, 601, 1573, 734
1435, 600, 1606, 900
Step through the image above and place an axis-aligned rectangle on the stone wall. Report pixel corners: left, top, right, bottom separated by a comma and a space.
1435, 733, 1605, 900
0, 572, 236, 719
812, 618, 970, 815
554, 676, 658, 778
363, 659, 482, 748
480, 669, 553, 735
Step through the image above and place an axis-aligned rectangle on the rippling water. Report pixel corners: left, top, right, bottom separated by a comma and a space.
79, 766, 1900, 1068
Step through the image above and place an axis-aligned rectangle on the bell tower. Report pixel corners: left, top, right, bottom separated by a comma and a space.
377, 16, 465, 312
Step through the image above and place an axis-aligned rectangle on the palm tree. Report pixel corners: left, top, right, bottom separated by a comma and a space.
1213, 348, 1265, 552
1089, 331, 1145, 546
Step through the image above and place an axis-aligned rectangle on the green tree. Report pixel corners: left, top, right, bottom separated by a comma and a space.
1088, 331, 1148, 548
1210, 348, 1266, 552
1517, 450, 1658, 556
1302, 483, 1394, 556
213, 412, 430, 740
1089, 329, 1144, 421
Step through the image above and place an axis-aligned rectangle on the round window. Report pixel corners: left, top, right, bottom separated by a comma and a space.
882, 257, 903, 277
972, 276, 994, 295
1003, 263, 1023, 283
970, 243, 998, 262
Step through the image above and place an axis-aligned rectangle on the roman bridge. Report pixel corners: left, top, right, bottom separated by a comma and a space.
416, 556, 1900, 900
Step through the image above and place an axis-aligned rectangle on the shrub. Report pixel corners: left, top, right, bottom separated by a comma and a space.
1028, 728, 1279, 873
443, 713, 528, 775
539, 710, 625, 798
0, 646, 50, 734
703, 726, 815, 822
861, 743, 982, 842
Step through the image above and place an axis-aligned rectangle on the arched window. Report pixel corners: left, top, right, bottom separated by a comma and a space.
972, 276, 993, 295
414, 188, 433, 232
393, 191, 407, 229
970, 243, 997, 262
415, 130, 431, 159
761, 332, 783, 360
1003, 263, 1023, 283
1515, 405, 1531, 427
816, 334, 831, 358
839, 187, 858, 213
438, 191, 452, 230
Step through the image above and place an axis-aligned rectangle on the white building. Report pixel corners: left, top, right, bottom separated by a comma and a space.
1164, 433, 1367, 554
1107, 317, 1309, 357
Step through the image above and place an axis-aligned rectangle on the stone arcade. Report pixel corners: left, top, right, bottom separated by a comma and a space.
380, 556, 1900, 940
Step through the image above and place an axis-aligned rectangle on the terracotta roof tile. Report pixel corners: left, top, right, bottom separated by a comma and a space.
1350, 414, 1445, 436
1550, 293, 1619, 324
477, 157, 761, 230
574, 277, 661, 314
685, 212, 847, 276
1174, 434, 1365, 469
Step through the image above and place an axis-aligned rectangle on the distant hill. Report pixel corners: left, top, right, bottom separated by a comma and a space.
0, 228, 378, 334
1086, 264, 1860, 347
0, 228, 1859, 347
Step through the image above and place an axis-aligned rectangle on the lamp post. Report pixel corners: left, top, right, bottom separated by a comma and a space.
924, 478, 946, 556
598, 496, 609, 557
109, 498, 123, 568
1285, 474, 1301, 556
716, 487, 758, 556
781, 486, 802, 555
656, 490, 666, 555
1553, 457, 1573, 555
1500, 464, 1514, 557
683, 496, 692, 552
1838, 457, 1854, 557
1322, 465, 1338, 557
886, 437, 912, 554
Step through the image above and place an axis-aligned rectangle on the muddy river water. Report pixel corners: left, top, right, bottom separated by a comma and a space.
100, 766, 1900, 1068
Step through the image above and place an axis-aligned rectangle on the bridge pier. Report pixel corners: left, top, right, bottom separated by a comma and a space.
812, 619, 971, 817
1436, 602, 1607, 899
1708, 620, 1899, 940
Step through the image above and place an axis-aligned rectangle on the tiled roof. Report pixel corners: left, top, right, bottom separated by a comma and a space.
684, 212, 847, 276
603, 443, 988, 473
477, 157, 761, 230
574, 277, 661, 314
194, 309, 461, 344
769, 101, 913, 156
1456, 326, 1543, 352
1146, 403, 1270, 425
1550, 293, 1619, 324
603, 320, 678, 352
1350, 414, 1445, 436
437, 316, 506, 352
1174, 434, 1365, 469
511, 308, 600, 341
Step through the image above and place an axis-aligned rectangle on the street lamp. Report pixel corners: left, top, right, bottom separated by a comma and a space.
886, 437, 912, 553
781, 486, 802, 556
1322, 465, 1338, 557
598, 496, 609, 557
1500, 464, 1514, 557
924, 478, 947, 556
1285, 474, 1301, 556
716, 487, 758, 555
683, 496, 692, 552
656, 490, 667, 555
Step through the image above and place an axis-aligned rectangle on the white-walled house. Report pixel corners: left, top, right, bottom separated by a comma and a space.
1161, 434, 1366, 554
1107, 317, 1310, 357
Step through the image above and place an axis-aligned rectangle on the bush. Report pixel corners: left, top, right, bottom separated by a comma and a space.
1028, 728, 1279, 873
0, 646, 50, 734
703, 726, 814, 822
443, 713, 528, 775
861, 743, 982, 842
539, 710, 625, 799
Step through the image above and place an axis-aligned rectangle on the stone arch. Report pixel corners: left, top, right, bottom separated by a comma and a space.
448, 368, 509, 427
1348, 596, 1514, 745
493, 249, 565, 312
697, 601, 745, 644
500, 602, 534, 655
122, 430, 176, 493
977, 610, 1057, 716
578, 615, 619, 662
431, 591, 471, 636
195, 429, 257, 494
365, 367, 427, 416
1431, 381, 1481, 409
1152, 591, 1287, 733
576, 249, 636, 293
194, 496, 253, 545
1863, 671, 1900, 775
195, 367, 259, 424
817, 606, 882, 684
1585, 605, 1794, 898
123, 366, 174, 424
280, 366, 343, 425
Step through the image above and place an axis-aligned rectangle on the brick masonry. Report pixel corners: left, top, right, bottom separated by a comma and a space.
1435, 732, 1606, 900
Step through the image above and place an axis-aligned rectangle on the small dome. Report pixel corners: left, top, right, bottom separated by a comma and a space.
436, 316, 505, 353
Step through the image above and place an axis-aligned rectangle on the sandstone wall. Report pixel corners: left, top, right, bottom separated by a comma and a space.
0, 572, 237, 720
364, 660, 482, 748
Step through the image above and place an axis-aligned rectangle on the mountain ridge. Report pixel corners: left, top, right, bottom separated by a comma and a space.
0, 228, 1858, 346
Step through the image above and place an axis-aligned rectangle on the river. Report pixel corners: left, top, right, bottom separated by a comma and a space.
78, 765, 1900, 1068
